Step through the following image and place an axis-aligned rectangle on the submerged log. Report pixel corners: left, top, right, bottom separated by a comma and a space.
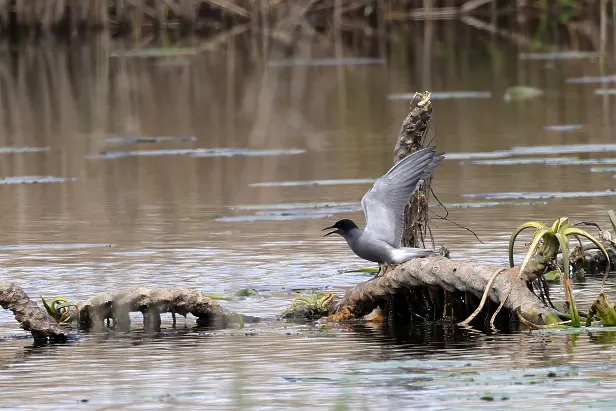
1, 282, 255, 341
0, 281, 67, 342
328, 257, 561, 325
77, 287, 253, 332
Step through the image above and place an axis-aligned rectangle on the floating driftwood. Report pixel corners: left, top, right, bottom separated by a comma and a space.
78, 287, 252, 332
0, 281, 253, 341
327, 257, 560, 325
0, 281, 67, 342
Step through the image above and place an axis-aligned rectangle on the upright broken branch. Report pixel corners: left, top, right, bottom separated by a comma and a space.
394, 91, 435, 249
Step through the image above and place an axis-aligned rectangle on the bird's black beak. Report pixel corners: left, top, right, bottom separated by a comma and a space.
322, 225, 339, 237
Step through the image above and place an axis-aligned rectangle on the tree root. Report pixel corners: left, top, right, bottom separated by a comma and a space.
459, 267, 507, 325
78, 287, 254, 332
1, 283, 257, 341
0, 281, 67, 342
326, 257, 562, 326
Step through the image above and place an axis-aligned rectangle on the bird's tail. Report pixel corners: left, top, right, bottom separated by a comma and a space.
394, 246, 442, 260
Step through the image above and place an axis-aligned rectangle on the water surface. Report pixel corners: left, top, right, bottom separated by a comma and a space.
0, 25, 615, 410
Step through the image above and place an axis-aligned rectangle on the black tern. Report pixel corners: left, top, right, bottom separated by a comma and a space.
323, 146, 444, 274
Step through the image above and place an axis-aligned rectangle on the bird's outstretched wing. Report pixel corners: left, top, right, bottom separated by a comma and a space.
360, 146, 444, 247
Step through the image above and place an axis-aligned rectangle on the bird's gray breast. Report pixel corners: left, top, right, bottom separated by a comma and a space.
348, 231, 396, 264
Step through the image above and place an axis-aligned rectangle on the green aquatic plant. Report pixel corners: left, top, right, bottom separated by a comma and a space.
281, 292, 335, 318
508, 217, 611, 327
39, 294, 78, 324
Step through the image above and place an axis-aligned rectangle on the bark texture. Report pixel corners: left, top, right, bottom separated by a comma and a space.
330, 257, 561, 325
394, 91, 435, 249
78, 287, 252, 331
0, 281, 67, 341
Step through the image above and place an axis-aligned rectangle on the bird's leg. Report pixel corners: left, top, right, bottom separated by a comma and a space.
377, 263, 395, 277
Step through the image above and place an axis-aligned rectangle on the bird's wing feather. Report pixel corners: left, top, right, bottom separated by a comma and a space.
361, 146, 444, 247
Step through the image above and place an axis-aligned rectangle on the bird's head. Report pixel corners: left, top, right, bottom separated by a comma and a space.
322, 219, 359, 237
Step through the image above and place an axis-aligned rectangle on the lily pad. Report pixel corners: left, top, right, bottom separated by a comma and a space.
388, 91, 491, 100
0, 176, 76, 184
235, 289, 258, 297
268, 58, 385, 68
249, 178, 376, 188
504, 86, 544, 102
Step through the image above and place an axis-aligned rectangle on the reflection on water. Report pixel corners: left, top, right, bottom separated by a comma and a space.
0, 21, 615, 409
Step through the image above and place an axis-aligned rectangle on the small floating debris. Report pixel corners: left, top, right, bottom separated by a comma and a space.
511, 143, 616, 155
0, 146, 49, 154
255, 205, 363, 216
88, 147, 306, 159
0, 243, 112, 251
464, 190, 616, 200
215, 213, 332, 223
591, 167, 616, 173
504, 86, 544, 102
192, 148, 306, 158
519, 51, 604, 60
595, 89, 616, 96
434, 201, 547, 209
450, 143, 616, 162
467, 157, 616, 166
388, 91, 491, 100
110, 48, 197, 58
566, 75, 616, 84
543, 124, 583, 132
249, 178, 376, 188
268, 58, 385, 68
104, 136, 196, 144
232, 202, 359, 211
0, 176, 77, 184
445, 151, 512, 160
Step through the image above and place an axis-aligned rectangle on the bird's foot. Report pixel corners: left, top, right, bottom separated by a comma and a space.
376, 264, 396, 278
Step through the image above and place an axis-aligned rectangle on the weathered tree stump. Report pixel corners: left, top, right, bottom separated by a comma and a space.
0, 281, 67, 342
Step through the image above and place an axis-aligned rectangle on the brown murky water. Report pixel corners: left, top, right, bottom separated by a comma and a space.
1, 23, 616, 409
